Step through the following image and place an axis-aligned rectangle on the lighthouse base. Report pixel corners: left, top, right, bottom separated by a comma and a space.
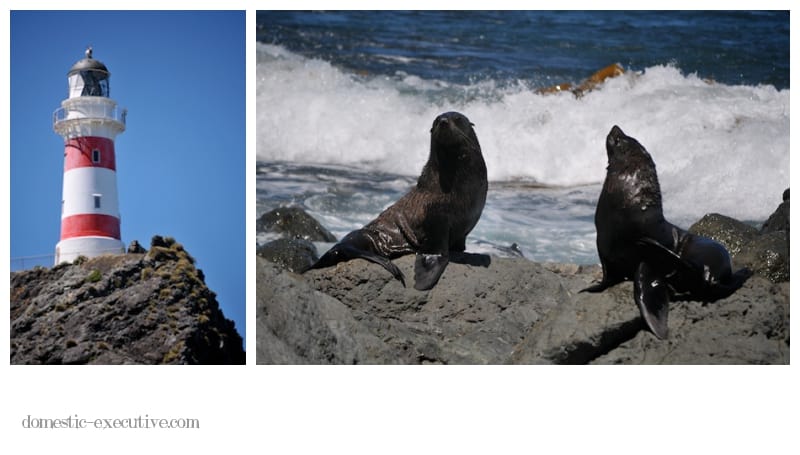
55, 236, 125, 265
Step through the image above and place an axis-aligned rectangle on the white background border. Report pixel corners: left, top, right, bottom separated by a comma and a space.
3, 1, 797, 453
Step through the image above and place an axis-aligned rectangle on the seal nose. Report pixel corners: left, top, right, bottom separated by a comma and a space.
432, 115, 450, 133
608, 125, 624, 148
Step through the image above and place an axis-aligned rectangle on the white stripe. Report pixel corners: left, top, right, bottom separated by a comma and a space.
61, 167, 120, 218
55, 237, 125, 265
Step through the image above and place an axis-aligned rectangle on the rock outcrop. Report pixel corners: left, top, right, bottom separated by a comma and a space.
257, 206, 336, 242
257, 196, 789, 365
258, 255, 787, 365
257, 238, 318, 273
11, 236, 245, 365
536, 63, 625, 97
689, 189, 789, 283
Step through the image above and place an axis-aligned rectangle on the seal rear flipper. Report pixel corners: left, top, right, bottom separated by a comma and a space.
730, 267, 754, 287
705, 267, 753, 301
413, 253, 449, 291
634, 261, 670, 340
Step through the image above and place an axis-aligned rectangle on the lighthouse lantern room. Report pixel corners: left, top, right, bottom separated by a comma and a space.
53, 47, 127, 265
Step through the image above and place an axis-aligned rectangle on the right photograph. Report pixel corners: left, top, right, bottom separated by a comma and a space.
255, 11, 789, 364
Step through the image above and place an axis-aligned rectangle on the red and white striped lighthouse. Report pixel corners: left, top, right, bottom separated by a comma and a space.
53, 47, 127, 264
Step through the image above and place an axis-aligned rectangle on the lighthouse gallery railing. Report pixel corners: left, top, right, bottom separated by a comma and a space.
53, 102, 127, 127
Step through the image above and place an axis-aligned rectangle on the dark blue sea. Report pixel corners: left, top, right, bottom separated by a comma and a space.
256, 11, 789, 263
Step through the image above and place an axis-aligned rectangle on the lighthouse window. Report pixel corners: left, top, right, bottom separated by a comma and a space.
80, 70, 110, 97
92, 149, 101, 163
94, 195, 101, 209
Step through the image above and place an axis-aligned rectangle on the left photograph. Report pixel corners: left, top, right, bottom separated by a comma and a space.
10, 11, 246, 364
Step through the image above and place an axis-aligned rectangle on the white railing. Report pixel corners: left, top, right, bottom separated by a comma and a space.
53, 104, 127, 126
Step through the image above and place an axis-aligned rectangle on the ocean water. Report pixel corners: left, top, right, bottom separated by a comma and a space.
256, 11, 789, 264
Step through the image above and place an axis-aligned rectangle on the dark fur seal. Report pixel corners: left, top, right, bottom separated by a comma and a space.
306, 111, 488, 290
582, 125, 751, 339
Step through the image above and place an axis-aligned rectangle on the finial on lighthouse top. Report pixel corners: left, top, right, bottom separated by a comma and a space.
67, 46, 110, 98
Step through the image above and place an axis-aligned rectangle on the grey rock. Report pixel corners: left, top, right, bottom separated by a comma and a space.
734, 231, 789, 283
257, 238, 318, 273
592, 277, 789, 364
256, 258, 393, 364
761, 188, 789, 234
690, 211, 788, 283
127, 240, 146, 254
258, 251, 788, 365
509, 282, 642, 364
688, 213, 758, 259
11, 236, 244, 365
257, 206, 337, 242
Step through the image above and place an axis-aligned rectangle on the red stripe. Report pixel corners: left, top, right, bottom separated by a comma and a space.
64, 137, 116, 171
61, 214, 121, 240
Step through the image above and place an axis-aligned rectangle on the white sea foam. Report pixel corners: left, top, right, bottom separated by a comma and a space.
257, 43, 789, 226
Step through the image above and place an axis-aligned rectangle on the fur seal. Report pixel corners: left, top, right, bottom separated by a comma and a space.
582, 125, 751, 339
306, 111, 488, 290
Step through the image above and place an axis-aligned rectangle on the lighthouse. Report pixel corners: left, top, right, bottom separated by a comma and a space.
53, 47, 126, 265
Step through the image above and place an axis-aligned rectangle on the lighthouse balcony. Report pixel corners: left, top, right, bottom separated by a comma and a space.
53, 103, 126, 126
53, 98, 127, 139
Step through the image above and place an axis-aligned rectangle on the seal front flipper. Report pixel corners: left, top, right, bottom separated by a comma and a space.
306, 236, 407, 287
349, 246, 406, 287
634, 261, 670, 339
413, 253, 449, 291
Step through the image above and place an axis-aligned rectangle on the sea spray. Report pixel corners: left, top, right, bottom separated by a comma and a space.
258, 44, 788, 227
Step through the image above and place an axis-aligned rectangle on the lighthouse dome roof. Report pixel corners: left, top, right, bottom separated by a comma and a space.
68, 57, 109, 76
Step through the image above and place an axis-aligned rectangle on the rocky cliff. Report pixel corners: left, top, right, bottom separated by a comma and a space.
257, 191, 789, 365
11, 236, 245, 365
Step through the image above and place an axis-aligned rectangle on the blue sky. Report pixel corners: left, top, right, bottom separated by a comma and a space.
10, 11, 246, 343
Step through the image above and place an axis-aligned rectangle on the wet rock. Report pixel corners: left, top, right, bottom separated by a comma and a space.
688, 214, 758, 259
761, 188, 789, 234
536, 63, 625, 97
257, 206, 337, 242
690, 190, 789, 283
734, 231, 789, 283
257, 238, 318, 273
